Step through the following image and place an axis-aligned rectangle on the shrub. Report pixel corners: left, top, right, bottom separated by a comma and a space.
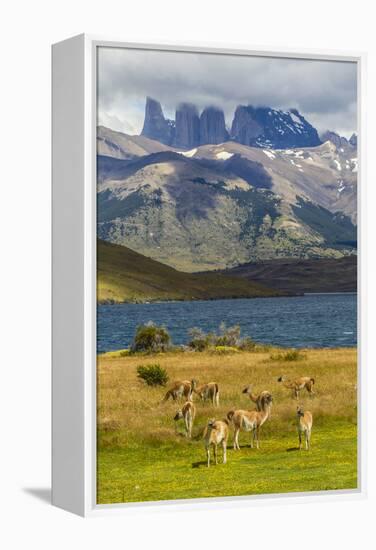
119, 349, 130, 357
131, 322, 171, 353
188, 324, 256, 352
188, 327, 214, 351
137, 364, 169, 386
238, 336, 256, 351
216, 323, 241, 347
270, 349, 306, 361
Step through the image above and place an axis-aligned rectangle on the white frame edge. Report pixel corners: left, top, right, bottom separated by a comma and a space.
52, 34, 367, 517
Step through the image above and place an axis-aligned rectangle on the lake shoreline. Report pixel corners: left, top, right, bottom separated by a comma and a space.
98, 344, 357, 358
98, 291, 358, 305
97, 294, 357, 353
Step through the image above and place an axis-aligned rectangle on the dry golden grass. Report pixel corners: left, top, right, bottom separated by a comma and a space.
97, 347, 357, 447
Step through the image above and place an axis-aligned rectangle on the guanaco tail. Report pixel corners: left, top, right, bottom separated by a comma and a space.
242, 385, 273, 412
195, 382, 220, 406
163, 379, 197, 402
296, 406, 313, 450
203, 418, 229, 467
227, 393, 273, 450
278, 375, 315, 400
174, 401, 196, 438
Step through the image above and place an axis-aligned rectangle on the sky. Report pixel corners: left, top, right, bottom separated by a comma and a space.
97, 46, 358, 138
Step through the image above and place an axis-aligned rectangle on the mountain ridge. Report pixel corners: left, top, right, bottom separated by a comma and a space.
218, 256, 356, 294
140, 97, 327, 150
97, 239, 286, 303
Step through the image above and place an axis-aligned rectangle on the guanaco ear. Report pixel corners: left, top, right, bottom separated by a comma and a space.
277, 376, 283, 382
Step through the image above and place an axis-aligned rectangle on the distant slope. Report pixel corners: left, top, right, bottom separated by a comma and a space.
219, 256, 357, 294
97, 125, 175, 159
97, 239, 285, 303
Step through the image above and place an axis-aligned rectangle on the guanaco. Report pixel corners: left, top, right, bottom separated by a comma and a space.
174, 401, 196, 438
278, 375, 315, 400
242, 385, 273, 411
163, 379, 197, 402
203, 418, 229, 467
195, 382, 220, 406
296, 406, 313, 450
227, 394, 273, 450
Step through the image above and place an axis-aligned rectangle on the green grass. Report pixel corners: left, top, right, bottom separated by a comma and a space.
97, 420, 357, 504
97, 238, 284, 303
97, 347, 357, 504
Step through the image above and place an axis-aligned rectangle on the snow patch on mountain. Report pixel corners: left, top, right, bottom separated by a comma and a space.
216, 151, 234, 160
263, 150, 276, 160
177, 148, 197, 158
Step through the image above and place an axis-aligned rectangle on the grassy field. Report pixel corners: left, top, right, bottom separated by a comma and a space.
97, 239, 285, 303
97, 347, 357, 504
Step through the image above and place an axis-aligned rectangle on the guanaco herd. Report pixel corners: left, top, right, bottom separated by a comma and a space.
164, 375, 315, 467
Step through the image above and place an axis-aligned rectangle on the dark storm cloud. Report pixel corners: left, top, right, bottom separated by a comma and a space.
97, 46, 357, 137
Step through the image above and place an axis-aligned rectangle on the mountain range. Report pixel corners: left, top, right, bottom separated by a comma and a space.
97, 99, 357, 273
141, 97, 322, 150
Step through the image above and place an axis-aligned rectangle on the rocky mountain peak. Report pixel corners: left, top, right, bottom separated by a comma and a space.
140, 98, 322, 150
199, 106, 229, 145
175, 103, 200, 149
349, 133, 357, 148
231, 106, 321, 149
320, 131, 349, 150
141, 97, 175, 145
230, 106, 263, 146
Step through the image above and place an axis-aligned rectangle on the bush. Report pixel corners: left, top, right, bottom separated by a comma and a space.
238, 336, 256, 351
188, 324, 256, 352
188, 327, 214, 351
137, 364, 169, 386
131, 322, 171, 353
270, 349, 306, 361
216, 323, 241, 347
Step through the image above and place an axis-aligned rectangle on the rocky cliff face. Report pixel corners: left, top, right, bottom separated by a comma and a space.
349, 133, 357, 148
321, 131, 351, 149
140, 98, 331, 150
231, 106, 321, 149
230, 105, 263, 145
174, 103, 200, 148
199, 106, 228, 145
141, 97, 175, 145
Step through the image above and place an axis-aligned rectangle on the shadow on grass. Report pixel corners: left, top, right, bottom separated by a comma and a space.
192, 460, 208, 468
286, 447, 300, 452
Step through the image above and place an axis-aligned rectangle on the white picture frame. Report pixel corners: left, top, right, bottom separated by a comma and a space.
52, 34, 366, 517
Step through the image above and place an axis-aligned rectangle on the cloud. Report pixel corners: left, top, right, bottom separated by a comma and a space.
97, 46, 357, 138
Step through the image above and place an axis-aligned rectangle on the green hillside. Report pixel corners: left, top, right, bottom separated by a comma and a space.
97, 239, 284, 303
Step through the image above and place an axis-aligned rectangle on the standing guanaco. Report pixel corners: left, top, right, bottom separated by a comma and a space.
195, 382, 220, 406
203, 418, 229, 467
227, 394, 273, 450
174, 401, 196, 438
296, 406, 313, 450
242, 385, 273, 411
163, 379, 197, 402
278, 375, 315, 400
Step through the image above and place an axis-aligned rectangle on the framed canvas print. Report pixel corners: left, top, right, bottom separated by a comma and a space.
52, 35, 365, 516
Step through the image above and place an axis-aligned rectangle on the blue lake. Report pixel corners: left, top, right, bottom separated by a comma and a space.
97, 293, 357, 353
